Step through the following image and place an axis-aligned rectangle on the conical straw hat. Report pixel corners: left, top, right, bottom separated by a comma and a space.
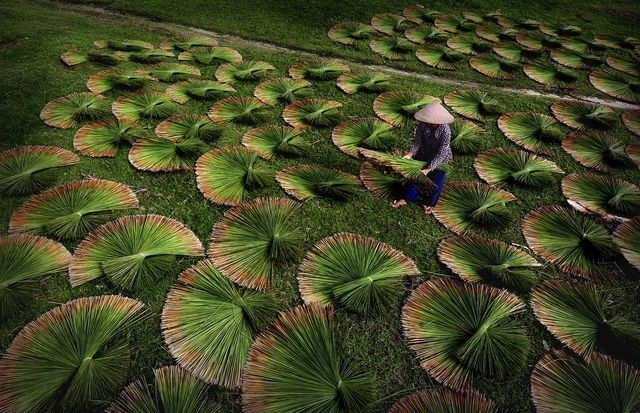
414, 102, 454, 124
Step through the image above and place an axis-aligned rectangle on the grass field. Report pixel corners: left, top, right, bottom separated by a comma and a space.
55, 0, 640, 98
1, 0, 639, 412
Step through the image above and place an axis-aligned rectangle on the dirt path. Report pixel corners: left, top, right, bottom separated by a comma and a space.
51, 1, 639, 110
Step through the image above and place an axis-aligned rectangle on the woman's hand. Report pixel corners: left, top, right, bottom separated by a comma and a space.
403, 152, 412, 159
421, 168, 432, 175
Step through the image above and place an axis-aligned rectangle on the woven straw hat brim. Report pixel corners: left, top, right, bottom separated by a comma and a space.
414, 102, 455, 123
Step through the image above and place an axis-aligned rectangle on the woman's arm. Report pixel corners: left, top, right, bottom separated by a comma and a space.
405, 126, 422, 158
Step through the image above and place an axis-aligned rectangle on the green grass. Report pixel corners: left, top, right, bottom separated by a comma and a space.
1, 1, 639, 412
53, 0, 640, 98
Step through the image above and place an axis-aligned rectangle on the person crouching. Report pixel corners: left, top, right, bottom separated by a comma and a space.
391, 101, 454, 214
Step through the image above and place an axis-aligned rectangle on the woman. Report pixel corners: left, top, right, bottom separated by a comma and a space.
391, 101, 453, 214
